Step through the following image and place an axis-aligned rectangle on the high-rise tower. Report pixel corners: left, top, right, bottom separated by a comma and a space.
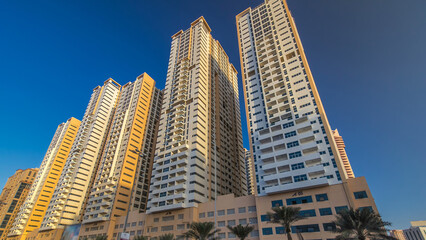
236, 0, 356, 195
244, 149, 256, 195
0, 168, 38, 240
8, 118, 80, 240
147, 17, 246, 213
83, 73, 163, 224
39, 79, 120, 232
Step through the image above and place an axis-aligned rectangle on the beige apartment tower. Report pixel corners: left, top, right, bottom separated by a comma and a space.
83, 73, 163, 224
0, 168, 38, 240
8, 118, 81, 240
38, 79, 121, 233
147, 17, 246, 213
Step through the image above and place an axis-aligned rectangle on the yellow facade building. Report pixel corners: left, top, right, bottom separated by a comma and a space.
0, 168, 38, 240
8, 118, 81, 240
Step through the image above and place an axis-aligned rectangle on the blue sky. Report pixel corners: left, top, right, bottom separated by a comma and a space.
1, 0, 425, 229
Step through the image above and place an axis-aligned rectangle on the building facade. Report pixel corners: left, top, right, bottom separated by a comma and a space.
237, 0, 351, 196
39, 79, 121, 233
147, 17, 246, 213
244, 148, 256, 195
8, 118, 81, 240
0, 168, 38, 240
79, 176, 377, 240
83, 73, 163, 225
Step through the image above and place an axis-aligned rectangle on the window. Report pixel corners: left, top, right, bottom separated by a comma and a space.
251, 230, 259, 237
154, 218, 159, 222
285, 131, 297, 138
359, 206, 373, 212
228, 232, 236, 238
249, 217, 258, 224
161, 225, 173, 231
207, 211, 214, 217
287, 141, 299, 148
262, 228, 273, 235
276, 227, 285, 234
228, 220, 236, 226
218, 210, 225, 216
323, 223, 336, 231
177, 224, 185, 230
354, 191, 368, 199
138, 221, 143, 226
319, 208, 332, 216
294, 174, 307, 182
248, 206, 256, 212
291, 163, 304, 170
283, 122, 294, 129
178, 214, 184, 219
291, 224, 320, 233
286, 196, 313, 205
151, 227, 158, 232
299, 209, 316, 217
289, 151, 302, 159
227, 209, 235, 215
315, 193, 328, 201
199, 213, 205, 218
239, 219, 247, 225
238, 207, 246, 213
335, 206, 349, 214
218, 233, 226, 239
261, 215, 270, 222
218, 221, 225, 227
272, 200, 283, 207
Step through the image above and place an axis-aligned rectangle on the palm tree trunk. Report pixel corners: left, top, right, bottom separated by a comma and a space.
286, 229, 292, 240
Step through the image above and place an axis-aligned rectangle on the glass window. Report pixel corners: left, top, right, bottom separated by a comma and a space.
291, 224, 320, 233
178, 214, 184, 219
319, 208, 332, 216
248, 206, 256, 212
261, 214, 270, 222
359, 206, 373, 212
207, 211, 214, 217
354, 191, 368, 199
249, 217, 258, 224
228, 220, 236, 226
315, 193, 328, 201
299, 209, 316, 217
251, 230, 259, 237
276, 227, 285, 234
294, 174, 307, 182
218, 221, 225, 227
272, 200, 283, 207
218, 233, 226, 239
323, 223, 336, 231
262, 228, 273, 235
335, 206, 349, 214
239, 219, 247, 225
227, 208, 235, 215
199, 213, 205, 218
218, 210, 225, 216
228, 232, 236, 238
238, 207, 246, 213
286, 196, 313, 205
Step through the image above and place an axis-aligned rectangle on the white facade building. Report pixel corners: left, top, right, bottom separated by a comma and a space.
236, 0, 349, 195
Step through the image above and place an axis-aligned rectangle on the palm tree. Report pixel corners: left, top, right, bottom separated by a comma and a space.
333, 208, 396, 240
134, 236, 149, 240
227, 224, 254, 240
184, 222, 220, 240
267, 206, 306, 240
159, 233, 175, 240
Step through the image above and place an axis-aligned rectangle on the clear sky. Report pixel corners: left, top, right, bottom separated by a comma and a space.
1, 0, 425, 229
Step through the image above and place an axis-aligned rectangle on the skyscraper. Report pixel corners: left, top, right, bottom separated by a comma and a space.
39, 79, 121, 232
147, 17, 246, 213
0, 168, 38, 240
83, 73, 162, 224
8, 118, 80, 240
237, 0, 352, 195
244, 148, 256, 195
